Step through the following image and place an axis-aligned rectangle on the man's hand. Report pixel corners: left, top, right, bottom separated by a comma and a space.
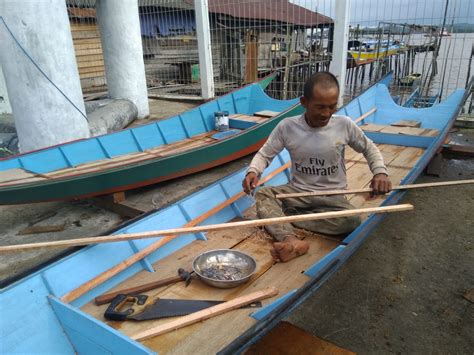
370, 173, 392, 195
242, 172, 259, 195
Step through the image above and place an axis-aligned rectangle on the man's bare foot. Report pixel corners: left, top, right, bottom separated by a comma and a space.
270, 235, 309, 263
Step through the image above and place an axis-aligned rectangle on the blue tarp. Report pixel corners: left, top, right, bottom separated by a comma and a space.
140, 11, 196, 37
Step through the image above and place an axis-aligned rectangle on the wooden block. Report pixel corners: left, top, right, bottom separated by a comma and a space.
17, 224, 67, 235
360, 123, 386, 132
254, 110, 280, 118
391, 120, 422, 128
443, 144, 474, 157
425, 153, 443, 177
380, 126, 404, 135
112, 192, 125, 203
244, 321, 356, 355
463, 288, 474, 303
92, 195, 146, 219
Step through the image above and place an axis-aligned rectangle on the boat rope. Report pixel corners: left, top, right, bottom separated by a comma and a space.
0, 16, 89, 122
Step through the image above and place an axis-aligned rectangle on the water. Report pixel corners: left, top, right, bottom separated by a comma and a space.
343, 32, 473, 105
408, 33, 474, 98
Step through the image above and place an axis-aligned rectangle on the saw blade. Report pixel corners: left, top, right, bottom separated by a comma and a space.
128, 298, 262, 321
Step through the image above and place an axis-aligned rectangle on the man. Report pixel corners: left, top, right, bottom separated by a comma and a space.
242, 72, 392, 263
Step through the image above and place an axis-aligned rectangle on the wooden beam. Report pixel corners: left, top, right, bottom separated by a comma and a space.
0, 204, 413, 253
354, 107, 376, 124
275, 179, 474, 199
132, 287, 279, 340
58, 161, 290, 303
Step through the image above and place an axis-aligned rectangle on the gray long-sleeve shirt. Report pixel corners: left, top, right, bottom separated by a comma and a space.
247, 114, 388, 191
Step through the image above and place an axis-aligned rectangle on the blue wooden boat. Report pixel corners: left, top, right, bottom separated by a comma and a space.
403, 87, 439, 108
0, 73, 299, 205
0, 80, 466, 354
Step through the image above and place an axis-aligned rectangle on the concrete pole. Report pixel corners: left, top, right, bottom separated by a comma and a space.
0, 67, 12, 114
195, 0, 215, 99
96, 0, 149, 118
0, 1, 90, 153
330, 0, 351, 106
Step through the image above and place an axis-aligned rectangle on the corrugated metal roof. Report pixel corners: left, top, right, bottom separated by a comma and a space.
205, 0, 333, 26
66, 0, 333, 26
66, 0, 194, 10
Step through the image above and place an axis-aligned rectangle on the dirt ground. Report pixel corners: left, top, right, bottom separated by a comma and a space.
0, 105, 473, 352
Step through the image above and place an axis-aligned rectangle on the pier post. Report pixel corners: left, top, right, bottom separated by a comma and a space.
195, 0, 215, 100
330, 0, 351, 105
0, 0, 90, 153
96, 0, 149, 118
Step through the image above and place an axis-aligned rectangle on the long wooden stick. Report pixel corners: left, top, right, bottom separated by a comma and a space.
275, 179, 474, 199
58, 161, 290, 303
132, 287, 279, 340
354, 107, 376, 124
2, 204, 413, 254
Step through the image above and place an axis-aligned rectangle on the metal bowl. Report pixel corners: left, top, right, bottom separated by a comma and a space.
192, 249, 257, 289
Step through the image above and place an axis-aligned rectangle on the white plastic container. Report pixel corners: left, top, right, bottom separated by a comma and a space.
214, 111, 229, 132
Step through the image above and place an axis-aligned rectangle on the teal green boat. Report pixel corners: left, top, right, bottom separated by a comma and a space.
0, 73, 299, 205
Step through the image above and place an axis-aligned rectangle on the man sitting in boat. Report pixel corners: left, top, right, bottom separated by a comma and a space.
242, 72, 392, 262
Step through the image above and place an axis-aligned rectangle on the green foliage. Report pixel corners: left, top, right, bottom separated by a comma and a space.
0, 147, 13, 155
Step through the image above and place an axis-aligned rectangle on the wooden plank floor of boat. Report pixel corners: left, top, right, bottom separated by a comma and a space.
81, 139, 426, 354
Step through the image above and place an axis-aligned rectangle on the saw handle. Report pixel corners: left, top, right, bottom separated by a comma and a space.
104, 294, 148, 321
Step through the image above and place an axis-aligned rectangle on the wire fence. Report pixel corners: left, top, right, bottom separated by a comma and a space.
64, 0, 473, 105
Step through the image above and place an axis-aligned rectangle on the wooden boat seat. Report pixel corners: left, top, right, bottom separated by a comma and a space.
254, 110, 280, 118
230, 111, 280, 124
230, 113, 269, 124
360, 123, 439, 136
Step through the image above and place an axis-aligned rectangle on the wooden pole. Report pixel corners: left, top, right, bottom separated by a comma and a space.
132, 287, 279, 341
1, 205, 414, 254
354, 107, 376, 124
275, 179, 474, 199
58, 161, 291, 303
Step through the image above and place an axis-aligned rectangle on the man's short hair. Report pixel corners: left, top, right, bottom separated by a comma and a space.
303, 72, 340, 99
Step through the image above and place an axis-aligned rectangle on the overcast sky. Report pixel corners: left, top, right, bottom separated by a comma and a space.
292, 0, 473, 26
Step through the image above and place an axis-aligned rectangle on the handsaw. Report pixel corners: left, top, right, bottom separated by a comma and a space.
104, 294, 262, 321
